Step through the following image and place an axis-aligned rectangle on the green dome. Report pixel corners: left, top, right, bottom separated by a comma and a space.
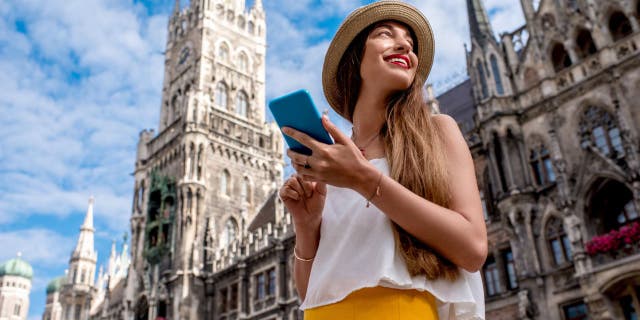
0, 256, 33, 280
46, 276, 66, 294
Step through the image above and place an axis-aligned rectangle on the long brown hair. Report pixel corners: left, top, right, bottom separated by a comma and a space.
336, 22, 459, 281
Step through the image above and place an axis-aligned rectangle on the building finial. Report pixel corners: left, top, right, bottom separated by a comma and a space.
174, 0, 180, 13
466, 0, 495, 44
254, 0, 263, 11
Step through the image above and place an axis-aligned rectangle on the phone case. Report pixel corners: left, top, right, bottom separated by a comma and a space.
268, 90, 334, 155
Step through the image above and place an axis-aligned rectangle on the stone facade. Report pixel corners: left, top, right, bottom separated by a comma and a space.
436, 0, 640, 319
114, 0, 292, 319
87, 0, 640, 319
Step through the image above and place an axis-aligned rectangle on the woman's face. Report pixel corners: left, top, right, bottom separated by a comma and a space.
360, 21, 418, 93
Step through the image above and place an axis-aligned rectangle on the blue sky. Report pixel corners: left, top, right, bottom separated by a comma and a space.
0, 0, 524, 318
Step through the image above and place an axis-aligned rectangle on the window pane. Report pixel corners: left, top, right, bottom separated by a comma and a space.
532, 160, 543, 185
563, 236, 573, 260
544, 158, 556, 182
563, 302, 589, 320
503, 251, 518, 289
257, 274, 265, 300
484, 267, 495, 295
552, 239, 565, 265
593, 126, 610, 155
268, 269, 277, 296
609, 127, 625, 156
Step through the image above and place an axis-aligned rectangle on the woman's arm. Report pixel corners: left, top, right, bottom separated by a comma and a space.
353, 114, 488, 272
293, 226, 320, 301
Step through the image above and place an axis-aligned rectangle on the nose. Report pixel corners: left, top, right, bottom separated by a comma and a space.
394, 36, 412, 53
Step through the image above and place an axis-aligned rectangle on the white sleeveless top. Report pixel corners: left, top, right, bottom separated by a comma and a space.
299, 158, 485, 320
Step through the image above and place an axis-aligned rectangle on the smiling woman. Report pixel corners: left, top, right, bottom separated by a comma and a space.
278, 1, 487, 319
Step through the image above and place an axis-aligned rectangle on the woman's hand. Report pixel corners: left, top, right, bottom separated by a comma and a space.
283, 115, 375, 189
279, 174, 326, 232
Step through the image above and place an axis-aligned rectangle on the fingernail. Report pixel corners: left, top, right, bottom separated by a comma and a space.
282, 127, 290, 134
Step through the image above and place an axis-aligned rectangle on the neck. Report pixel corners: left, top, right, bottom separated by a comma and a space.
352, 84, 388, 142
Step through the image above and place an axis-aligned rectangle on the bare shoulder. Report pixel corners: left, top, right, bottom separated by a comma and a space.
431, 114, 472, 163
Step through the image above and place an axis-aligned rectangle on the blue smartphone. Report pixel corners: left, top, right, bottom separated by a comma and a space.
268, 89, 334, 155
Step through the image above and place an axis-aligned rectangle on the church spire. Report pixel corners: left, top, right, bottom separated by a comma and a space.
466, 0, 495, 44
173, 0, 180, 14
73, 196, 96, 258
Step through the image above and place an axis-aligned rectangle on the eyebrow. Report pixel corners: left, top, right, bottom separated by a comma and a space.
374, 23, 414, 45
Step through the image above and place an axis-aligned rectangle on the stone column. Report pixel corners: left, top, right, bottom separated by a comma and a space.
488, 144, 505, 194
499, 136, 517, 192
517, 134, 533, 187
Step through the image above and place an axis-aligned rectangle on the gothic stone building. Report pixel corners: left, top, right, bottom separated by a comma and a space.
117, 0, 304, 319
436, 0, 640, 319
90, 0, 640, 319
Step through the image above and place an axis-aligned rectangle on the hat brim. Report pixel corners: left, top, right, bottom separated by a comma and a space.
322, 1, 435, 120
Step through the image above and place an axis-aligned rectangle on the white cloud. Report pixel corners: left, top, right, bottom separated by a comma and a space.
0, 0, 165, 231
0, 229, 75, 267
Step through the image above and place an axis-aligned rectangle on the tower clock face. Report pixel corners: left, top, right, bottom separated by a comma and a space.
178, 47, 190, 65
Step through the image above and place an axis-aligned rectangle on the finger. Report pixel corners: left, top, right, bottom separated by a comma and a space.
282, 127, 324, 153
287, 149, 308, 166
285, 177, 305, 196
295, 174, 312, 197
314, 181, 327, 196
292, 162, 314, 177
283, 189, 300, 201
281, 187, 301, 201
321, 114, 351, 145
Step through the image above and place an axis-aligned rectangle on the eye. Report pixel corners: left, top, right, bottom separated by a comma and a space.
377, 30, 392, 37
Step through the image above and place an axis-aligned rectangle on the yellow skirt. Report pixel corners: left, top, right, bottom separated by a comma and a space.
304, 286, 439, 320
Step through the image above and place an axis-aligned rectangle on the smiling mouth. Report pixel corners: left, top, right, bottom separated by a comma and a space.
384, 54, 410, 69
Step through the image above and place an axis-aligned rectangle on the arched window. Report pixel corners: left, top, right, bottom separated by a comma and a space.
221, 170, 231, 196
215, 82, 228, 109
221, 218, 238, 248
238, 52, 248, 72
609, 11, 633, 41
575, 29, 598, 58
236, 91, 248, 118
218, 43, 229, 61
551, 43, 572, 72
529, 144, 556, 185
490, 55, 504, 95
578, 106, 625, 158
546, 218, 572, 266
475, 60, 488, 99
248, 21, 255, 35
241, 177, 250, 203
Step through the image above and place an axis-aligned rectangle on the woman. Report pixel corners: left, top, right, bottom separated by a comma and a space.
278, 1, 487, 319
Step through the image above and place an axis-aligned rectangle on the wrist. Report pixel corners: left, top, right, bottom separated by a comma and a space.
353, 162, 382, 197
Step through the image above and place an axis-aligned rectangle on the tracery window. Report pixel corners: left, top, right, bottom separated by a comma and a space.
546, 218, 572, 266
578, 106, 625, 158
530, 144, 556, 185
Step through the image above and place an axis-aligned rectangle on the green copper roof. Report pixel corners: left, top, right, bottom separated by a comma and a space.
46, 276, 66, 294
0, 256, 33, 280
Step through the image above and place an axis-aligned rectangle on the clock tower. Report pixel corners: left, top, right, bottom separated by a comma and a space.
125, 0, 283, 319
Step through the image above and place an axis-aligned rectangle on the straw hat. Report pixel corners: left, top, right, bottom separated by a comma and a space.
322, 0, 435, 119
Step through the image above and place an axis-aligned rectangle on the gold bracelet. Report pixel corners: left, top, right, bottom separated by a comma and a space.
366, 171, 383, 208
293, 246, 315, 262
